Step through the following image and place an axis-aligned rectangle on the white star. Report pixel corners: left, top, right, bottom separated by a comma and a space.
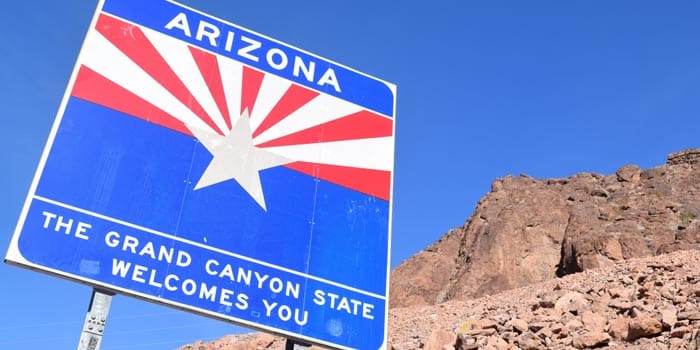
186, 110, 291, 211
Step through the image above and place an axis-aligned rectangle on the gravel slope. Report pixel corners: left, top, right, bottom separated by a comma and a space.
181, 249, 699, 350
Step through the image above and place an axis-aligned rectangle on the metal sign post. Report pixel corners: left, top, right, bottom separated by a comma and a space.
285, 339, 311, 350
77, 289, 114, 350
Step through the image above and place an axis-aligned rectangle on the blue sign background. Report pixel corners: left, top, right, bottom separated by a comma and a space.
36, 98, 390, 296
5, 0, 394, 349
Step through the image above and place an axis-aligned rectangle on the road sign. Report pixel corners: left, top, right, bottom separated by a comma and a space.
4, 0, 396, 349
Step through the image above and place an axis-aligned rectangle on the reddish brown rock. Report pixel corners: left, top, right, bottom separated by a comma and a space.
667, 148, 700, 165
565, 319, 584, 332
581, 311, 606, 332
602, 238, 624, 261
390, 229, 462, 307
687, 312, 700, 321
608, 317, 630, 340
510, 318, 528, 334
391, 342, 417, 350
555, 291, 588, 314
516, 333, 543, 350
670, 326, 690, 338
627, 316, 663, 341
660, 308, 678, 329
454, 333, 479, 350
616, 164, 642, 183
572, 331, 610, 349
608, 287, 633, 300
678, 311, 700, 320
485, 335, 508, 349
425, 329, 456, 350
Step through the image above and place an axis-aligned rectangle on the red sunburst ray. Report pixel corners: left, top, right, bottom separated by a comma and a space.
241, 66, 264, 116
72, 66, 191, 136
96, 14, 224, 135
285, 162, 391, 200
256, 110, 392, 147
251, 84, 319, 138
189, 46, 232, 131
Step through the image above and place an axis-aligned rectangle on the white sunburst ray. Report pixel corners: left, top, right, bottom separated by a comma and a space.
141, 26, 229, 135
81, 30, 211, 132
252, 92, 363, 146
262, 137, 394, 172
247, 71, 292, 135
217, 55, 243, 132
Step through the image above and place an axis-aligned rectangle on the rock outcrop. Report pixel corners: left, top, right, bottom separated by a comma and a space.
390, 149, 700, 308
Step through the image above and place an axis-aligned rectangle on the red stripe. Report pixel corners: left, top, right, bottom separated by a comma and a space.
252, 84, 319, 138
285, 162, 391, 200
241, 66, 264, 115
72, 66, 192, 136
257, 110, 393, 147
95, 14, 223, 135
189, 47, 232, 131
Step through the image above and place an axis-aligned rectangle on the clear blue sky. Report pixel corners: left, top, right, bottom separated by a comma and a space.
1, 1, 698, 349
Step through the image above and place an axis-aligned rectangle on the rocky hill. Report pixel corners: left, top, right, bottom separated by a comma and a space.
181, 149, 700, 350
390, 149, 700, 308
